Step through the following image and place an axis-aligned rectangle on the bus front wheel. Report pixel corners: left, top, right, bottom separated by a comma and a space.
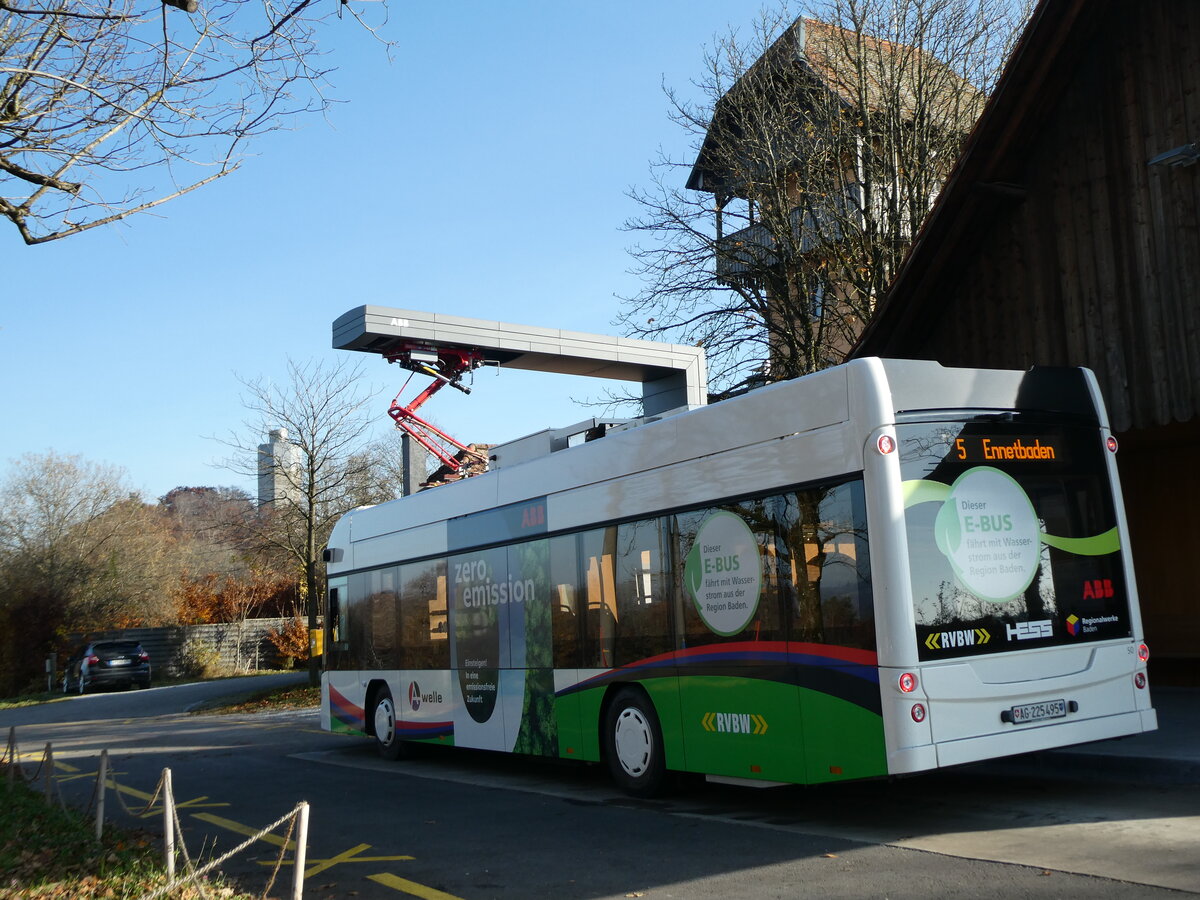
604, 687, 666, 797
372, 686, 408, 761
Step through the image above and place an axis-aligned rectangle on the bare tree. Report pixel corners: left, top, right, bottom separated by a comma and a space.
0, 0, 388, 245
0, 451, 133, 599
621, 0, 1029, 397
0, 451, 179, 691
220, 356, 393, 684
69, 497, 184, 629
159, 484, 255, 578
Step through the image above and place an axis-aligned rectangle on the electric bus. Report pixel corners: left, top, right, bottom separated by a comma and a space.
320, 357, 1156, 795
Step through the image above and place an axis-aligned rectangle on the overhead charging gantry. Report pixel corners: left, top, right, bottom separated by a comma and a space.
332, 305, 709, 481
380, 342, 490, 476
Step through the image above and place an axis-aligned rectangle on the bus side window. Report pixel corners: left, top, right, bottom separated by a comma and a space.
580, 528, 618, 668
612, 518, 670, 665
326, 576, 349, 654
364, 567, 400, 669
778, 480, 874, 650
400, 559, 449, 670
675, 499, 785, 648
550, 534, 581, 668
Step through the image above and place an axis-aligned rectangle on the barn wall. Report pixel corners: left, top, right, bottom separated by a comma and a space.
904, 2, 1200, 434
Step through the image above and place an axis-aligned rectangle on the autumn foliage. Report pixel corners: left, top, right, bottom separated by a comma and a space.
266, 617, 311, 665
175, 571, 298, 625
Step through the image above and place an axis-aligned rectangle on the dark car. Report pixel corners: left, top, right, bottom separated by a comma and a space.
63, 640, 152, 693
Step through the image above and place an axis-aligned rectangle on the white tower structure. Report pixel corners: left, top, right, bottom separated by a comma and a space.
257, 427, 302, 507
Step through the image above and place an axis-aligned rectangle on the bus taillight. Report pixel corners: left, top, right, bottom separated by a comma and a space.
910, 703, 927, 723
1134, 672, 1147, 690
1138, 643, 1150, 662
877, 434, 896, 455
898, 672, 918, 693
1106, 436, 1119, 453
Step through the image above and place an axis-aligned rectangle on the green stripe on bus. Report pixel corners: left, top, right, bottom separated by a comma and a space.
904, 479, 1120, 557
1040, 527, 1120, 555
902, 479, 951, 507
798, 687, 886, 783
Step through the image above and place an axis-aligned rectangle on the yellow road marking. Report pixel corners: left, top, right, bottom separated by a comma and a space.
172, 795, 227, 812
106, 778, 154, 802
56, 768, 120, 784
103, 780, 228, 817
369, 872, 465, 900
11, 753, 79, 772
195, 816, 416, 881
302, 843, 413, 878
192, 812, 295, 850
254, 843, 415, 877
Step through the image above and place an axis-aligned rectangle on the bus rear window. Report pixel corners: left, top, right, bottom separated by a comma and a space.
897, 420, 1131, 660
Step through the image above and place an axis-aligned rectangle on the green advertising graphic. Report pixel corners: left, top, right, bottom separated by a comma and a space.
511, 539, 558, 756
903, 467, 1122, 603
933, 467, 1041, 602
684, 511, 763, 636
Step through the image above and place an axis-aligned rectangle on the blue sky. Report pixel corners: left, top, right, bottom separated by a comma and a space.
0, 1, 761, 501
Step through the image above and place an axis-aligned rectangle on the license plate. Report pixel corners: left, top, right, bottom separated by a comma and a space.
1009, 698, 1067, 723
108, 659, 130, 666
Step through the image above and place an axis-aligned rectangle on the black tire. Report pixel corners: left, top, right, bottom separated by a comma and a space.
603, 687, 666, 797
371, 686, 408, 761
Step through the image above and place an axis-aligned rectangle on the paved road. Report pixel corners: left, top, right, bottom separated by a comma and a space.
0, 672, 308, 727
4, 682, 1198, 899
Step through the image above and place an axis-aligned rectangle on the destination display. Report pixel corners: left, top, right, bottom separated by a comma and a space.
953, 435, 1060, 463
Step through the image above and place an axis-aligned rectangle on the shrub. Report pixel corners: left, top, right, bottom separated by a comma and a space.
265, 618, 310, 668
177, 634, 226, 679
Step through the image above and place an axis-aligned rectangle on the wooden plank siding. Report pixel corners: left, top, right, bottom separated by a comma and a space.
856, 0, 1200, 435
851, 0, 1200, 676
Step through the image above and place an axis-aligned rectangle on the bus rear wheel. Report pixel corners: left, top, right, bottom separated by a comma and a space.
604, 687, 666, 797
372, 686, 408, 761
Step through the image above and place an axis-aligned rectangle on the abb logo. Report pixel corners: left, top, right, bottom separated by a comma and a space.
1083, 578, 1114, 600
521, 503, 545, 528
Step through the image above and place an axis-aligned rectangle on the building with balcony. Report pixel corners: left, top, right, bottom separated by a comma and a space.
686, 17, 979, 373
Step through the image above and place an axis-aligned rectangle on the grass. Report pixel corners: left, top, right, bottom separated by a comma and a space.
0, 691, 69, 710
0, 671, 308, 711
189, 683, 319, 715
0, 773, 262, 899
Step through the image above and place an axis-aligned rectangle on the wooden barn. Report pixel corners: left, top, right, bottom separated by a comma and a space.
852, 0, 1200, 681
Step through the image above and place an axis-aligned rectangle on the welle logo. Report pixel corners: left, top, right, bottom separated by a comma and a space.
408, 681, 444, 712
